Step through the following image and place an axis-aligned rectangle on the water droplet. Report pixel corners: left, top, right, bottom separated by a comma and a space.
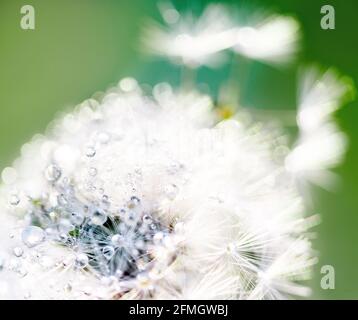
24, 292, 31, 299
142, 214, 152, 224
124, 210, 137, 226
115, 269, 124, 278
45, 164, 62, 182
164, 184, 179, 200
91, 210, 107, 225
111, 234, 124, 248
57, 194, 68, 206
13, 247, 23, 257
88, 167, 97, 177
59, 219, 75, 233
64, 283, 72, 292
128, 196, 140, 209
49, 211, 58, 220
97, 132, 110, 144
75, 253, 89, 269
17, 267, 28, 278
0, 257, 4, 270
102, 246, 115, 260
153, 232, 164, 244
59, 233, 68, 243
9, 194, 20, 206
85, 146, 96, 157
70, 212, 84, 226
21, 226, 45, 248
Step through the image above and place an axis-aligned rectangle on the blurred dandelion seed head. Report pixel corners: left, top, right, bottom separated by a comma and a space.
142, 4, 300, 67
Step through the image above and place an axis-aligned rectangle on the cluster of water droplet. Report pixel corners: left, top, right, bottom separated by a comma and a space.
6, 157, 178, 297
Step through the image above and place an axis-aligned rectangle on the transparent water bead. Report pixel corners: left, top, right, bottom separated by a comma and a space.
111, 234, 124, 248
70, 212, 84, 226
128, 196, 141, 209
45, 164, 62, 182
142, 214, 152, 224
124, 210, 137, 226
102, 246, 115, 260
13, 247, 23, 257
85, 146, 96, 157
88, 167, 97, 177
164, 184, 179, 200
91, 210, 107, 225
17, 267, 28, 278
22, 226, 46, 248
97, 132, 110, 144
75, 253, 89, 269
9, 194, 20, 206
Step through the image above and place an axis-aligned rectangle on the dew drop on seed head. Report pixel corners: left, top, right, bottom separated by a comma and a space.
142, 214, 152, 224
45, 164, 62, 182
64, 283, 72, 292
88, 167, 97, 177
124, 210, 137, 226
128, 196, 140, 209
57, 194, 68, 206
97, 132, 110, 144
13, 247, 23, 257
17, 267, 28, 278
70, 212, 84, 226
24, 292, 31, 299
85, 146, 96, 157
164, 184, 179, 200
59, 233, 68, 243
21, 226, 46, 248
102, 246, 115, 260
153, 232, 164, 244
91, 210, 107, 225
75, 253, 89, 269
111, 234, 124, 248
9, 194, 20, 206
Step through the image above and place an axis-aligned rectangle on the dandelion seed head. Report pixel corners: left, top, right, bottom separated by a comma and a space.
0, 79, 322, 299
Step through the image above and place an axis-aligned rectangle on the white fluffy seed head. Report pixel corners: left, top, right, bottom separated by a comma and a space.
0, 80, 323, 300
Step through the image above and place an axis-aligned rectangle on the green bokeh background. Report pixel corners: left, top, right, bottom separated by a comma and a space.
0, 0, 357, 299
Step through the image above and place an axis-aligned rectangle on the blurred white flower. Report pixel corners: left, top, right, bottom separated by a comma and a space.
142, 4, 238, 68
0, 80, 317, 300
233, 15, 300, 65
142, 4, 300, 67
286, 68, 352, 188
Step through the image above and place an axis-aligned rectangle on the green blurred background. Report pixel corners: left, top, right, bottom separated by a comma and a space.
0, 0, 357, 299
